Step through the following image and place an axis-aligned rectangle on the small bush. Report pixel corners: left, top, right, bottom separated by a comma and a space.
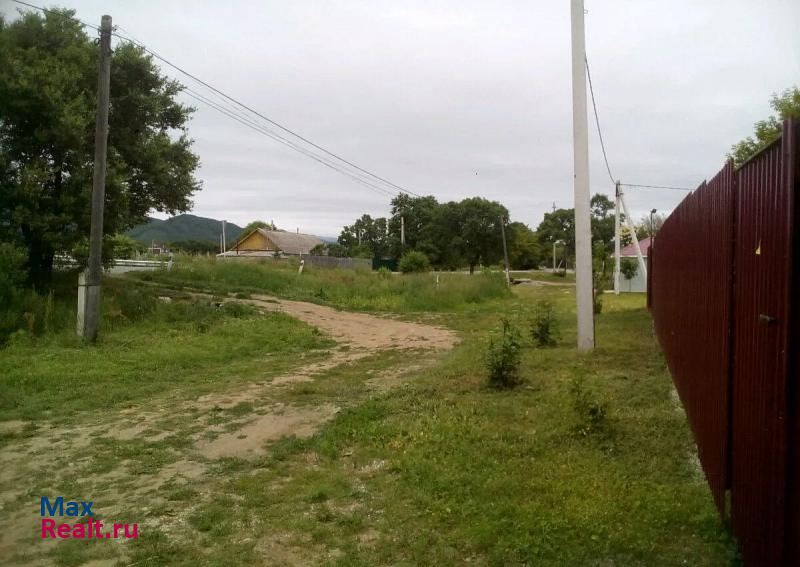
530, 300, 559, 347
398, 251, 430, 274
377, 266, 392, 279
620, 258, 639, 280
570, 377, 607, 436
485, 318, 522, 388
0, 243, 28, 304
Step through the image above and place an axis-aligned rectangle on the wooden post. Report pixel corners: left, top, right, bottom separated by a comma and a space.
79, 14, 112, 341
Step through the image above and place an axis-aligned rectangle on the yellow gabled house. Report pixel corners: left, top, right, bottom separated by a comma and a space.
225, 228, 325, 257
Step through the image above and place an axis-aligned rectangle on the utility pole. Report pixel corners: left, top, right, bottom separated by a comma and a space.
570, 0, 594, 350
500, 216, 510, 285
400, 216, 405, 246
78, 14, 112, 341
221, 219, 227, 259
614, 181, 621, 295
552, 240, 557, 273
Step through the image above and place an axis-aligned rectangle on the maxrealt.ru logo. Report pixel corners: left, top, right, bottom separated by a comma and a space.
40, 497, 138, 540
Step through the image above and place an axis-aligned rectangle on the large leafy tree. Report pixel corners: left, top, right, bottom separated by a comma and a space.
536, 194, 618, 268
728, 87, 800, 166
459, 197, 508, 274
507, 221, 542, 270
0, 9, 200, 287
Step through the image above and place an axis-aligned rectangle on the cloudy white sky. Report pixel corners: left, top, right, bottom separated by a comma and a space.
4, 0, 799, 236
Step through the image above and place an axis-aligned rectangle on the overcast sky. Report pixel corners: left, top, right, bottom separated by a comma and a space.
3, 0, 799, 236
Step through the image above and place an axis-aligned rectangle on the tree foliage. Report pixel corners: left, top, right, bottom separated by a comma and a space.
337, 195, 527, 271
728, 87, 800, 166
0, 9, 200, 287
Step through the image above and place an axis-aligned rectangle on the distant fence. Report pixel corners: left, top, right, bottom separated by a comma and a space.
303, 255, 371, 270
649, 119, 798, 565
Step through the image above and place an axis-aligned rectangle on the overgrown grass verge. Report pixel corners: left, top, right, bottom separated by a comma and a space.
129, 255, 510, 312
122, 288, 738, 566
0, 278, 333, 422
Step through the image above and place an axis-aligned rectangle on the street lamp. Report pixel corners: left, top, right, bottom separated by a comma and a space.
552, 239, 565, 274
650, 208, 657, 239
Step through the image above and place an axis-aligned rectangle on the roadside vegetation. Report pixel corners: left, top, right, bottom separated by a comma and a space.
130, 255, 511, 312
0, 262, 738, 565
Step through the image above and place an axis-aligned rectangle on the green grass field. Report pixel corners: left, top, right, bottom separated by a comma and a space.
130, 255, 511, 312
0, 261, 738, 566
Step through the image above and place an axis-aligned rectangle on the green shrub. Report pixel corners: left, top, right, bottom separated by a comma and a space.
0, 243, 28, 304
377, 266, 392, 279
485, 318, 522, 389
398, 251, 430, 274
570, 377, 607, 436
620, 258, 639, 280
530, 300, 559, 347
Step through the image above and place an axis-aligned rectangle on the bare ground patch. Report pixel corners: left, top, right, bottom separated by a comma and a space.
0, 295, 458, 564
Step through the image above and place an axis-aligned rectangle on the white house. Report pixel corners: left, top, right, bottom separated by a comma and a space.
619, 236, 652, 293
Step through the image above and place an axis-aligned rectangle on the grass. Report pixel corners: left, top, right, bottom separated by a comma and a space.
510, 269, 576, 283
0, 277, 333, 422
0, 265, 738, 566
129, 254, 511, 312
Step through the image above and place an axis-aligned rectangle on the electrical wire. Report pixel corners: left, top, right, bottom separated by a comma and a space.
621, 183, 694, 191
109, 29, 421, 197
585, 55, 615, 185
181, 87, 397, 198
10, 0, 420, 199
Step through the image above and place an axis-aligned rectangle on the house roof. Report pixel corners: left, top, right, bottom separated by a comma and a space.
620, 236, 652, 257
254, 229, 324, 255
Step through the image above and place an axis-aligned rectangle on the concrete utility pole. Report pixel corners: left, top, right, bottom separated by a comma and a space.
400, 216, 405, 246
221, 220, 227, 259
500, 216, 510, 285
570, 0, 594, 350
78, 14, 112, 341
614, 181, 621, 295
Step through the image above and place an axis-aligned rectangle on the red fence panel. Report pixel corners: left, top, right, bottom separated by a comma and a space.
650, 164, 736, 515
650, 119, 799, 565
730, 121, 798, 565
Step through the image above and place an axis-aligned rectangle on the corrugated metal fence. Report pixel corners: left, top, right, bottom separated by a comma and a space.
650, 119, 799, 565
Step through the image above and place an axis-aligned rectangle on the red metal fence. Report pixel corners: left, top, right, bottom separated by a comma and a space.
650, 119, 799, 565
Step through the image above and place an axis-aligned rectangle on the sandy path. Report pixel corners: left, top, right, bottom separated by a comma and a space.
0, 295, 459, 561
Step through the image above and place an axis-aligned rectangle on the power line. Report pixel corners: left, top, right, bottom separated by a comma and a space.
109, 29, 422, 198
10, 0, 420, 200
620, 183, 694, 191
181, 87, 397, 198
584, 55, 615, 185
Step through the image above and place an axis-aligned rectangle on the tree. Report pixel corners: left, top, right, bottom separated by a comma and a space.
338, 214, 390, 259
728, 87, 800, 166
635, 213, 666, 240
0, 9, 200, 287
240, 220, 276, 235
507, 222, 542, 270
388, 194, 439, 256
536, 208, 575, 259
460, 197, 508, 274
536, 194, 618, 271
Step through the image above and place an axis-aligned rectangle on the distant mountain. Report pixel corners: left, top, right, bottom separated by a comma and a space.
126, 214, 244, 246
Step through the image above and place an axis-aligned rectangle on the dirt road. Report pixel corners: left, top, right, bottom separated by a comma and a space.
0, 294, 458, 563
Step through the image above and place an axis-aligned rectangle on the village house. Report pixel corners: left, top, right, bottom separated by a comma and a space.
218, 228, 325, 258
619, 236, 651, 292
